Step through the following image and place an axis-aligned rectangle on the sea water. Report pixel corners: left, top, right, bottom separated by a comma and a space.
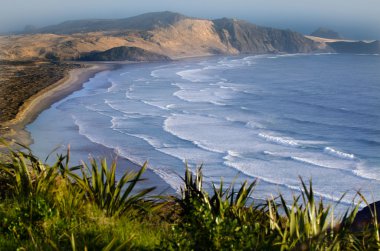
27, 54, 380, 208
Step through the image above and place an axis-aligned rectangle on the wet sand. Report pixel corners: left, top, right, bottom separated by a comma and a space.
1, 62, 174, 194
2, 63, 114, 145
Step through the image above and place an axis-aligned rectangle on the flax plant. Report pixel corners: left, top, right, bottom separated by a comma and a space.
68, 159, 155, 216
0, 145, 59, 197
267, 179, 335, 250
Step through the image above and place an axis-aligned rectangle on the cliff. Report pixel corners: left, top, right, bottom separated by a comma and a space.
213, 18, 319, 54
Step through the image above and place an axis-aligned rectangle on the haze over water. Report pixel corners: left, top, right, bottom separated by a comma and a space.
28, 53, 380, 208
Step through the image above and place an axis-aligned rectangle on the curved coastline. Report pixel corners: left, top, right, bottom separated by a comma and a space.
2, 63, 115, 146
2, 60, 175, 194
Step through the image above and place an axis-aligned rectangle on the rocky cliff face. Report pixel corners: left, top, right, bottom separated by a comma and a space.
0, 12, 330, 62
213, 18, 319, 54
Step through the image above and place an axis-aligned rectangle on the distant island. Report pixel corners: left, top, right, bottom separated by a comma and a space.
310, 27, 343, 39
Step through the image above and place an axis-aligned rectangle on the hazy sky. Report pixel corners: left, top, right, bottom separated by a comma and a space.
1, 0, 379, 39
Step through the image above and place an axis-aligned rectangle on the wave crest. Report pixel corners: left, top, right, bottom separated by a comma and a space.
258, 133, 300, 147
324, 147, 355, 159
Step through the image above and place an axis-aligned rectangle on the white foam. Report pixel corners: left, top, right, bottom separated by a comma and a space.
173, 88, 228, 106
219, 85, 238, 91
226, 150, 241, 158
264, 149, 380, 185
73, 115, 115, 153
258, 133, 300, 147
141, 100, 169, 110
164, 114, 238, 154
262, 150, 357, 172
74, 116, 185, 193
246, 121, 264, 129
150, 69, 162, 78
324, 147, 355, 159
166, 104, 176, 109
313, 52, 338, 56
350, 161, 380, 181
292, 156, 335, 169
120, 72, 129, 76
124, 132, 164, 149
291, 156, 353, 172
278, 53, 306, 58
223, 157, 354, 205
105, 99, 166, 117
176, 68, 206, 82
159, 146, 222, 168
118, 149, 184, 193
224, 152, 362, 205
152, 168, 183, 193
353, 169, 380, 181
107, 80, 119, 92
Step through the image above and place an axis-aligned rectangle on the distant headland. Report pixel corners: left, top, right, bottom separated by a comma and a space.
1, 11, 379, 63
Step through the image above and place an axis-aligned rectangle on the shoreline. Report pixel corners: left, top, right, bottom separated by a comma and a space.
2, 63, 116, 146
0, 54, 241, 147
1, 60, 174, 194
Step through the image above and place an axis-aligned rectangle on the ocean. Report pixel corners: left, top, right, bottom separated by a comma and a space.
27, 53, 380, 208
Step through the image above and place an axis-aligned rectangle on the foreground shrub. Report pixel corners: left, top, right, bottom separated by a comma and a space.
1, 142, 380, 250
164, 167, 380, 250
68, 158, 155, 217
0, 145, 63, 198
163, 167, 271, 250
0, 143, 159, 249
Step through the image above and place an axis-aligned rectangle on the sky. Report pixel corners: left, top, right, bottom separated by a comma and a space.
1, 0, 379, 40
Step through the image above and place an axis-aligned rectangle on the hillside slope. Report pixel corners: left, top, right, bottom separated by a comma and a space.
214, 18, 319, 53
79, 46, 171, 61
31, 11, 190, 34
0, 11, 327, 61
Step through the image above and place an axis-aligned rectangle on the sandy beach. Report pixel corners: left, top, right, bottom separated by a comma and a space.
2, 63, 115, 146
1, 61, 173, 194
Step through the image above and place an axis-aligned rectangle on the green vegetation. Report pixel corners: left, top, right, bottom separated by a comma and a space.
0, 143, 379, 250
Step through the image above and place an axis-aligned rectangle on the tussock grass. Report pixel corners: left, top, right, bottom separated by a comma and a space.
1, 142, 380, 250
